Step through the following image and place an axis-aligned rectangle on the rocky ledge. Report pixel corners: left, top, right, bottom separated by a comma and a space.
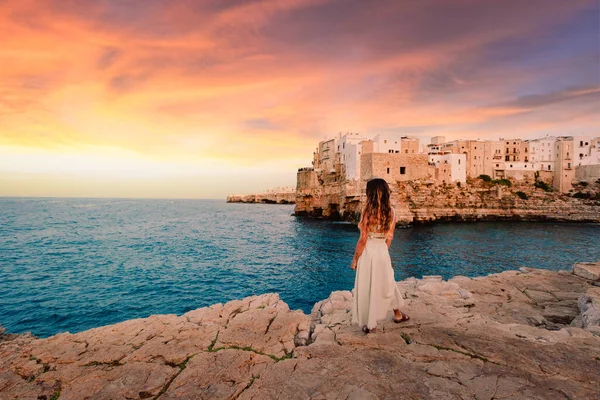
1, 263, 600, 399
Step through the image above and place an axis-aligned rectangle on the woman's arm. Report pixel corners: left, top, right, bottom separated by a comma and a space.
350, 224, 368, 270
385, 208, 396, 248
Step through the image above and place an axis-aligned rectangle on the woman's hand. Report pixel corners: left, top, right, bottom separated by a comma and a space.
350, 259, 357, 270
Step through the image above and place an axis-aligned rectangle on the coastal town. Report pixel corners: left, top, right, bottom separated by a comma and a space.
294, 132, 600, 223
303, 132, 600, 193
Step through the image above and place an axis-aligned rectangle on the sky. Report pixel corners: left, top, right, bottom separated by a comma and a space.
1, 0, 598, 198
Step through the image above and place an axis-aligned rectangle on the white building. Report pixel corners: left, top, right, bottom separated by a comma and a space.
431, 136, 446, 145
573, 135, 599, 166
527, 137, 556, 172
338, 132, 368, 180
428, 153, 466, 183
372, 134, 420, 154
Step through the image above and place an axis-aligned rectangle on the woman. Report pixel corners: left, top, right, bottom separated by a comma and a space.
350, 178, 409, 333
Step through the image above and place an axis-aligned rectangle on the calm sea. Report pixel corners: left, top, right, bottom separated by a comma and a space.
1, 198, 598, 337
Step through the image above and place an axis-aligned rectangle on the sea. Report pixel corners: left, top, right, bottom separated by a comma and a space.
1, 198, 599, 338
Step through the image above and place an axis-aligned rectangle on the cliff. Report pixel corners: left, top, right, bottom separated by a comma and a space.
227, 192, 295, 204
1, 263, 600, 399
294, 174, 600, 224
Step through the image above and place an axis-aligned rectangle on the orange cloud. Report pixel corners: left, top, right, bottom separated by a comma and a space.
0, 0, 598, 197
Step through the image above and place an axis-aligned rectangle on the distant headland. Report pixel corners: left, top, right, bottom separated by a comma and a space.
227, 186, 296, 204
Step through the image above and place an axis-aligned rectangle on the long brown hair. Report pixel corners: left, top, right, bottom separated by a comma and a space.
359, 178, 392, 232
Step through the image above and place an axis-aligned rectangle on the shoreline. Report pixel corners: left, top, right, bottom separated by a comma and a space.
2, 263, 599, 399
2, 261, 598, 339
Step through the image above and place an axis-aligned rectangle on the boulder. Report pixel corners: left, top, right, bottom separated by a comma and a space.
573, 262, 600, 281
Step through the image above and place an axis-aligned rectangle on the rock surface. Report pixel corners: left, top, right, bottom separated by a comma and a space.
294, 177, 600, 224
574, 262, 600, 281
2, 267, 600, 399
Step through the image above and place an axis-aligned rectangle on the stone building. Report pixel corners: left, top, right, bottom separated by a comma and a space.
372, 134, 420, 155
303, 132, 600, 195
574, 135, 600, 166
443, 139, 497, 178
313, 138, 337, 173
426, 143, 467, 183
360, 153, 429, 184
428, 153, 467, 183
554, 137, 576, 193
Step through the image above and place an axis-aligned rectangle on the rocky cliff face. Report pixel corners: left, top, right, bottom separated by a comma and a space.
227, 192, 295, 204
295, 177, 600, 224
1, 264, 600, 399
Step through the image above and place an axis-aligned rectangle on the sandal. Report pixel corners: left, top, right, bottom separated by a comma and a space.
393, 312, 410, 323
362, 325, 377, 334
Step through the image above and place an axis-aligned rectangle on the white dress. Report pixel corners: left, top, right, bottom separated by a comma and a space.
351, 209, 404, 330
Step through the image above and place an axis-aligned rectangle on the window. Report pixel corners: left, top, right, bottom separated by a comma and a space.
386, 167, 390, 174
400, 167, 406, 175
580, 141, 583, 146
585, 142, 588, 145
505, 156, 510, 161
458, 159, 461, 164
496, 164, 499, 167
474, 147, 477, 150
389, 150, 393, 153
567, 163, 571, 169
506, 148, 509, 153
384, 140, 387, 144
513, 142, 516, 145
580, 153, 584, 159
548, 165, 551, 171
343, 143, 345, 149
510, 164, 513, 168
513, 148, 516, 153
395, 150, 400, 153
405, 149, 408, 154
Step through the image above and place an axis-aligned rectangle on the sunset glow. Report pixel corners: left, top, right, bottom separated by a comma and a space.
1, 0, 598, 198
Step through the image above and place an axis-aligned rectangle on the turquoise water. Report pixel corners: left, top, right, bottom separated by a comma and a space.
1, 198, 598, 337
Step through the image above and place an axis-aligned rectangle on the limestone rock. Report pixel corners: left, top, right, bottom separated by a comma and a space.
574, 262, 600, 281
161, 350, 273, 400
2, 269, 600, 399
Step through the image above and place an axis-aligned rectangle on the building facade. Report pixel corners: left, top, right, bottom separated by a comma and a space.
306, 132, 599, 193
